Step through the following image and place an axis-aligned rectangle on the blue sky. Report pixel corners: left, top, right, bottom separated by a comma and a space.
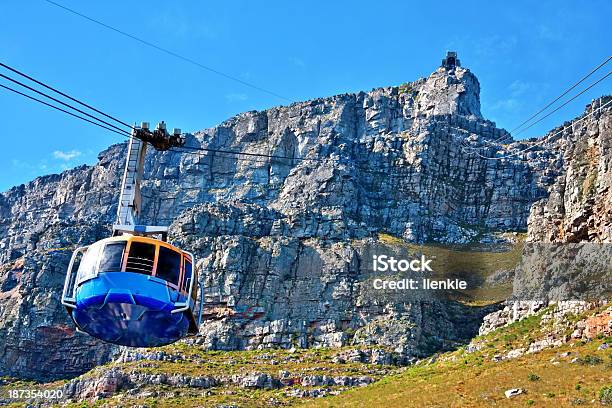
0, 0, 610, 191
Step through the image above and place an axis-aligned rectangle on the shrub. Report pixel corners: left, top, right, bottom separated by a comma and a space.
578, 355, 603, 366
528, 373, 540, 381
600, 386, 612, 405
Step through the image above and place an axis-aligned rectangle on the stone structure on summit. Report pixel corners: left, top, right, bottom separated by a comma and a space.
441, 51, 460, 69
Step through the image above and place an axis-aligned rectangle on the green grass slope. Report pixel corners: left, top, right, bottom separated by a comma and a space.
303, 305, 612, 407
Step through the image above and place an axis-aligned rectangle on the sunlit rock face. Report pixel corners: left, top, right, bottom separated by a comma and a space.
527, 97, 612, 243
415, 65, 483, 119
0, 54, 609, 380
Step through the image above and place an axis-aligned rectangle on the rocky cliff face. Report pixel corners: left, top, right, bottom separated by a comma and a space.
0, 59, 609, 381
527, 97, 612, 243
505, 97, 612, 304
480, 97, 612, 333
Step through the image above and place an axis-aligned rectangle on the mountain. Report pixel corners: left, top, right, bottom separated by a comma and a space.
0, 53, 610, 388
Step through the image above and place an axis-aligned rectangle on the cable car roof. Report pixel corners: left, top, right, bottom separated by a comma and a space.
91, 235, 191, 256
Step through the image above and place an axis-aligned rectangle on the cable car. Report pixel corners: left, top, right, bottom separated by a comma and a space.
62, 236, 198, 347
62, 122, 202, 347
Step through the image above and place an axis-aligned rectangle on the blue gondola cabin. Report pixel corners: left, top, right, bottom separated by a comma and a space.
62, 235, 199, 347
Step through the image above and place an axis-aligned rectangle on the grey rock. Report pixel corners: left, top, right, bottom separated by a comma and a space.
231, 372, 280, 389
505, 348, 526, 359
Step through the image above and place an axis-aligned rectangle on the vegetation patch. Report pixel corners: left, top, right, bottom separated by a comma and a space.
303, 304, 611, 408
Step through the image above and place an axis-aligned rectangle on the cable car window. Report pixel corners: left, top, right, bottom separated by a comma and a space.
190, 261, 198, 301
182, 258, 192, 292
125, 241, 155, 275
76, 243, 101, 283
156, 246, 181, 285
99, 242, 126, 272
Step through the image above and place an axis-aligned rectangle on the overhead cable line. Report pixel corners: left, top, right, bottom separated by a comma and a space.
478, 68, 611, 148
469, 97, 612, 161
465, 73, 611, 159
0, 75, 310, 163
0, 83, 132, 138
511, 70, 610, 137
461, 62, 611, 155
0, 62, 132, 129
43, 0, 292, 103
0, 66, 317, 163
460, 55, 612, 152
0, 72, 132, 135
174, 145, 325, 162
171, 149, 285, 165
509, 55, 611, 135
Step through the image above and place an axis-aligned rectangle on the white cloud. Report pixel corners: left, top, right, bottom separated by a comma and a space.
225, 93, 248, 103
53, 150, 81, 161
